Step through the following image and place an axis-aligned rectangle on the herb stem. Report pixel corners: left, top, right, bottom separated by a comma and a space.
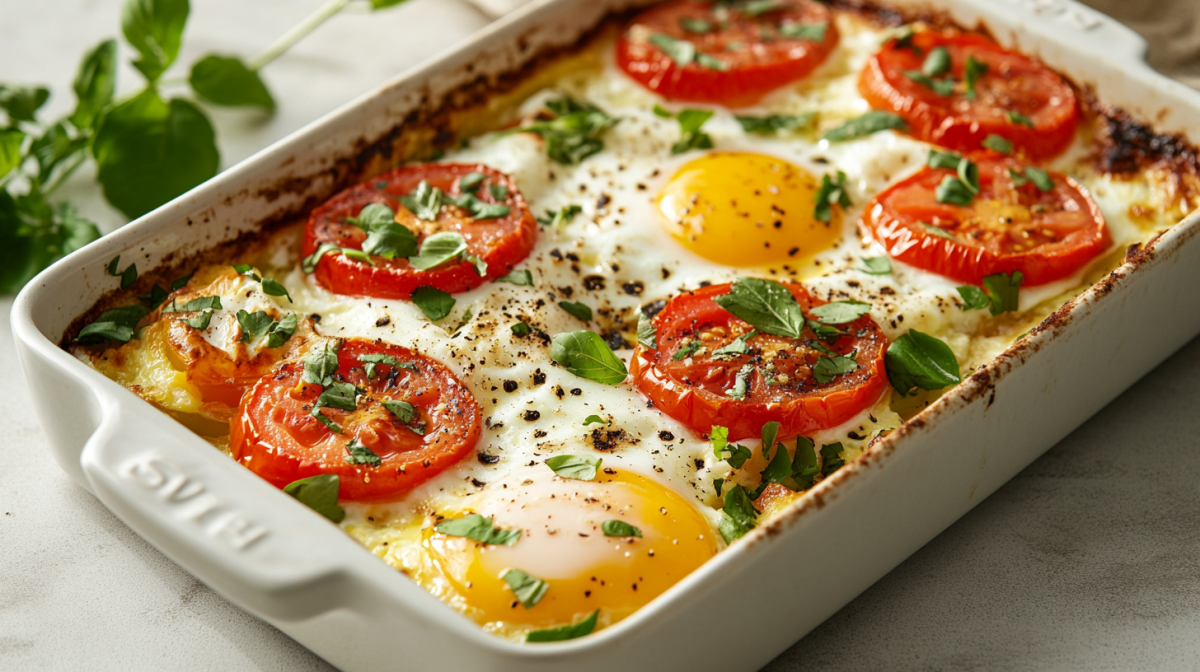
247, 0, 352, 71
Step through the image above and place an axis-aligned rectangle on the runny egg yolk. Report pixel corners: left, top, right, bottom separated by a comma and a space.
656, 151, 841, 267
421, 465, 718, 638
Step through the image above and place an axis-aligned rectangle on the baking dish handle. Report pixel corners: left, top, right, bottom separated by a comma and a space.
78, 396, 368, 622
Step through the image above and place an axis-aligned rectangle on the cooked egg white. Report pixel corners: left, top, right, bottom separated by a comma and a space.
75, 10, 1190, 642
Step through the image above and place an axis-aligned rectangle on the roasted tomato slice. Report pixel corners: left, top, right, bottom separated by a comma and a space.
862, 152, 1110, 286
302, 163, 537, 300
859, 31, 1080, 160
230, 338, 482, 501
616, 0, 838, 106
630, 282, 888, 441
158, 267, 309, 415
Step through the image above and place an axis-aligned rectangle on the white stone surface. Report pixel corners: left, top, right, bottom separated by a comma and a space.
2, 1, 1199, 670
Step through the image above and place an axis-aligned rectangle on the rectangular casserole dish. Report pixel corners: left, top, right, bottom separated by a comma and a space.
13, 0, 1200, 669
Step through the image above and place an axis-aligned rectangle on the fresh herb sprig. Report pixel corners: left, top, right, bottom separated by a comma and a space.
1, 0, 414, 294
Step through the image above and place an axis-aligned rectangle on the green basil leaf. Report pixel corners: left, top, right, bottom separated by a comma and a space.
411, 285, 455, 321
680, 17, 713, 33
718, 512, 752, 543
511, 99, 616, 166
760, 421, 780, 459
344, 438, 381, 467
1023, 166, 1054, 192
934, 174, 975, 206
236, 309, 274, 342
526, 609, 599, 642
1008, 167, 1030, 187
267, 312, 297, 348
813, 350, 858, 384
447, 192, 511, 220
536, 204, 583, 228
458, 171, 486, 192
408, 231, 467, 270
382, 399, 416, 423
0, 129, 24, 179
922, 46, 951, 77
488, 184, 508, 201
545, 454, 602, 481
956, 285, 991, 312
260, 277, 292, 303
814, 170, 851, 222
398, 180, 443, 221
70, 39, 118, 129
927, 148, 963, 170
170, 273, 191, 291
182, 309, 212, 330
982, 134, 1012, 154
823, 110, 907, 142
1006, 110, 1035, 128
120, 263, 138, 289
301, 242, 375, 273
760, 440, 796, 487
549, 331, 628, 385
903, 70, 956, 96
0, 85, 50, 123
885, 329, 961, 396
956, 157, 980, 193
861, 256, 892, 275
963, 55, 989, 99
921, 221, 960, 241
75, 305, 150, 344
712, 277, 806, 339
650, 32, 696, 66
435, 513, 521, 546
161, 295, 221, 312
283, 474, 345, 523
496, 269, 532, 286
316, 381, 357, 412
672, 337, 703, 362
983, 271, 1022, 316
722, 484, 759, 531
511, 321, 532, 336
637, 311, 657, 349
583, 414, 605, 426
559, 300, 592, 322
820, 442, 845, 476
726, 363, 753, 399
735, 112, 815, 134
311, 408, 343, 434
121, 0, 189, 82
601, 520, 643, 537
778, 21, 827, 41
303, 340, 341, 387
188, 54, 275, 111
712, 330, 756, 358
808, 300, 871, 325
93, 89, 219, 218
792, 436, 818, 487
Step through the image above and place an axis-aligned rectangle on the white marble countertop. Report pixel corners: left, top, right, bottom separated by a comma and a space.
3, 1, 1199, 670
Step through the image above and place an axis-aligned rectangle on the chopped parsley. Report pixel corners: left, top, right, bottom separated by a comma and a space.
510, 97, 617, 165
712, 425, 752, 469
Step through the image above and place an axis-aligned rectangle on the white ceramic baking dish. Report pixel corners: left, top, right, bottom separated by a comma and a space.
13, 0, 1200, 669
